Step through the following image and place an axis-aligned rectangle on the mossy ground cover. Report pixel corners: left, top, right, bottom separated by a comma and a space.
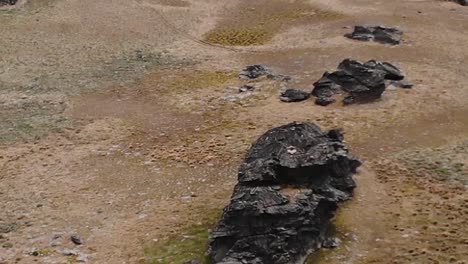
143, 208, 222, 264
204, 0, 343, 46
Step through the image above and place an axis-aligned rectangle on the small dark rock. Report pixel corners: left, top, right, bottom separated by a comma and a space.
322, 237, 341, 249
61, 249, 79, 256
239, 84, 255, 93
327, 129, 344, 142
345, 25, 403, 45
391, 80, 414, 89
280, 89, 310, 102
183, 261, 201, 264
343, 96, 355, 105
239, 65, 272, 80
71, 235, 83, 245
0, 0, 17, 6
315, 97, 336, 106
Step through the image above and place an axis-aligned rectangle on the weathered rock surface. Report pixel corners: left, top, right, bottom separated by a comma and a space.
209, 122, 361, 264
312, 72, 342, 98
280, 89, 310, 102
312, 59, 406, 105
345, 25, 403, 45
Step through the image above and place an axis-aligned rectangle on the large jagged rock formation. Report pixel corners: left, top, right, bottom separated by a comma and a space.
345, 25, 403, 45
313, 59, 406, 105
208, 122, 361, 264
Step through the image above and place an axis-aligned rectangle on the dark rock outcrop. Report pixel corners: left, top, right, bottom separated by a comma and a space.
280, 89, 311, 102
455, 0, 467, 6
312, 59, 406, 105
0, 0, 17, 6
345, 25, 403, 45
209, 122, 361, 264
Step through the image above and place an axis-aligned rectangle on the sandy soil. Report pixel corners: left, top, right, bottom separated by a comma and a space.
1, 0, 467, 264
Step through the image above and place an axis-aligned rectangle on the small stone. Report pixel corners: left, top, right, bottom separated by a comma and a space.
343, 96, 355, 105
2, 242, 13, 248
239, 65, 272, 79
390, 80, 414, 89
315, 97, 336, 106
183, 261, 201, 264
280, 89, 311, 102
61, 249, 78, 256
71, 235, 83, 245
322, 237, 341, 249
239, 84, 255, 93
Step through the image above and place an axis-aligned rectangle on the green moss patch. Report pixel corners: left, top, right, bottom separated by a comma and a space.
204, 0, 344, 46
143, 208, 222, 264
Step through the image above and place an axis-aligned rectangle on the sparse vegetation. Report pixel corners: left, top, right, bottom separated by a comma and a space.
204, 0, 343, 46
143, 208, 221, 264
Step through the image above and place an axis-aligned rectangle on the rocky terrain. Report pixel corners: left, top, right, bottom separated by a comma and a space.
0, 0, 467, 264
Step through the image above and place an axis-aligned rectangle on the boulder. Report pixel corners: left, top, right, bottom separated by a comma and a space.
312, 59, 406, 104
280, 89, 311, 102
209, 122, 361, 264
456, 0, 467, 6
328, 60, 387, 102
345, 25, 403, 45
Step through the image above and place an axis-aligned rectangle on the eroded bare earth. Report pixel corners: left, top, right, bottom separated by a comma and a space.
1, 0, 467, 264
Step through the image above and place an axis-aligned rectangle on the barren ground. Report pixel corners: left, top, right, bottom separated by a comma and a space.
0, 0, 467, 264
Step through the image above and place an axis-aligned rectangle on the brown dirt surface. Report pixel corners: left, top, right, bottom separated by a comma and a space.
1, 0, 467, 264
